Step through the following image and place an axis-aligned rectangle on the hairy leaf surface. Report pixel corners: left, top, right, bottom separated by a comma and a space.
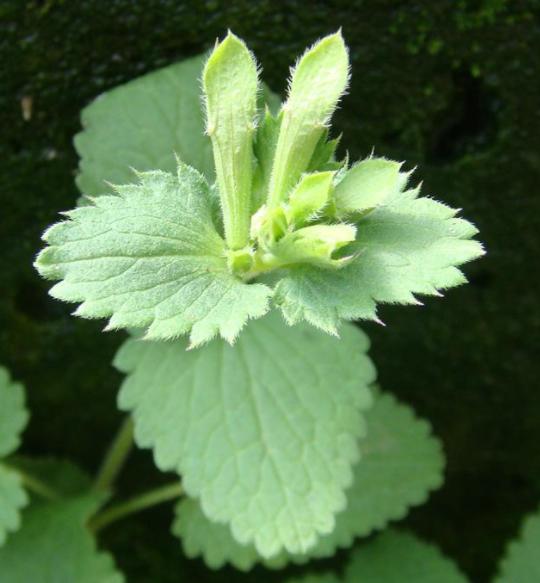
172, 391, 443, 570
0, 496, 124, 582
116, 313, 375, 557
35, 166, 271, 345
275, 183, 484, 333
344, 530, 469, 583
495, 508, 540, 583
332, 157, 408, 215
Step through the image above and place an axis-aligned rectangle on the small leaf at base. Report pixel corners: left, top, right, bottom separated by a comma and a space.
344, 530, 469, 583
0, 495, 124, 582
494, 508, 540, 583
0, 466, 28, 547
0, 366, 29, 458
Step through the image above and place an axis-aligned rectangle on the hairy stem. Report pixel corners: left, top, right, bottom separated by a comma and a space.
88, 482, 183, 533
93, 417, 134, 492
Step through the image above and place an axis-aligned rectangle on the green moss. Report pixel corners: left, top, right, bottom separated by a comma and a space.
1, 1, 539, 582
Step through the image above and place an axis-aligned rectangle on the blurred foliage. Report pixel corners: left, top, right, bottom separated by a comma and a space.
0, 1, 539, 581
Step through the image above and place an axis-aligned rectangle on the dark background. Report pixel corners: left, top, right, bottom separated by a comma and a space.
1, 1, 539, 582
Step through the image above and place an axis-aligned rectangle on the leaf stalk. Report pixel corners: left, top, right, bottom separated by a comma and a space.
93, 416, 134, 492
88, 482, 183, 533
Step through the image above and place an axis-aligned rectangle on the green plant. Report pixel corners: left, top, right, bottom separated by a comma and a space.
0, 32, 486, 580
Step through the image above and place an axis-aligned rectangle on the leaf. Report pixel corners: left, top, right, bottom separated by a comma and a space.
75, 54, 214, 196
0, 465, 28, 547
301, 390, 445, 559
268, 32, 349, 206
495, 508, 540, 583
307, 129, 342, 173
252, 109, 282, 211
0, 495, 124, 582
172, 390, 443, 570
0, 366, 29, 546
287, 575, 340, 583
7, 456, 92, 497
203, 32, 259, 249
333, 157, 408, 215
75, 54, 280, 198
344, 530, 469, 583
35, 165, 271, 346
275, 182, 485, 333
274, 224, 357, 269
286, 172, 335, 227
284, 531, 466, 583
0, 366, 29, 458
172, 496, 287, 571
115, 312, 375, 557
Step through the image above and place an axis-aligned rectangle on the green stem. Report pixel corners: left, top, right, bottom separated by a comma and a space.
88, 482, 183, 533
16, 468, 60, 501
93, 417, 134, 492
1, 462, 60, 501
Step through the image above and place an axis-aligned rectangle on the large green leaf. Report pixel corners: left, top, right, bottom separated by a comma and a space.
35, 165, 271, 346
0, 366, 30, 546
275, 180, 484, 334
75, 55, 214, 195
0, 496, 124, 582
344, 530, 469, 583
495, 508, 540, 583
172, 390, 443, 570
115, 313, 375, 557
306, 391, 444, 558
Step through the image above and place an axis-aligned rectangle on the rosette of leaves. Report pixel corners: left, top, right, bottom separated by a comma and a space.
35, 31, 483, 345
33, 31, 484, 560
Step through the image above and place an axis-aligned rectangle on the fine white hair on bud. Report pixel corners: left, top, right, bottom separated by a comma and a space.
267, 31, 350, 208
202, 31, 260, 250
